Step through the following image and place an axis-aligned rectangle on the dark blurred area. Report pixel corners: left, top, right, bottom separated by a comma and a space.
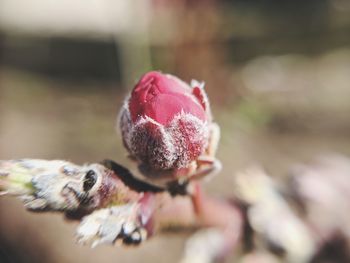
1, 0, 350, 262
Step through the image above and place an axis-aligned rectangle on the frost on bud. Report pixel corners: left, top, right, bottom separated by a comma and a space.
119, 71, 212, 176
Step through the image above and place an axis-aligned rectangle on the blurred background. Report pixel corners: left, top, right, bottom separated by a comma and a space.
1, 0, 350, 262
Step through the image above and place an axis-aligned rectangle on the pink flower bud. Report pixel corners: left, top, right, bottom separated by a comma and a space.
119, 71, 212, 174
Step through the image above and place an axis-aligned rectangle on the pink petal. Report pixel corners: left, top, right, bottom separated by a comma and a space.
129, 71, 207, 125
144, 94, 206, 125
